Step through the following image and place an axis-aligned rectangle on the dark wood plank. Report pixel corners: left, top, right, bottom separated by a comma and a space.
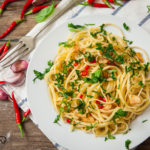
0, 0, 150, 150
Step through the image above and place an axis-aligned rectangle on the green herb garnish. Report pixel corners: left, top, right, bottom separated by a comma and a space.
33, 60, 53, 82
59, 41, 74, 47
125, 139, 131, 150
86, 123, 97, 130
138, 81, 144, 88
112, 109, 128, 124
36, 4, 55, 23
123, 22, 130, 31
142, 120, 148, 123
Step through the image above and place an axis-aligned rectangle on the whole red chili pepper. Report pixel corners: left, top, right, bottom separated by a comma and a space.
0, 81, 6, 84
20, 0, 33, 19
88, 0, 95, 5
0, 40, 10, 60
25, 4, 57, 15
108, 0, 122, 6
102, 0, 114, 8
0, 0, 19, 14
22, 108, 31, 122
11, 91, 23, 137
25, 4, 50, 15
93, 3, 110, 8
0, 42, 6, 54
108, 0, 114, 3
0, 19, 22, 39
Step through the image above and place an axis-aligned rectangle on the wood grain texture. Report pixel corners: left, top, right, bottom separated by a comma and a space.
0, 0, 150, 150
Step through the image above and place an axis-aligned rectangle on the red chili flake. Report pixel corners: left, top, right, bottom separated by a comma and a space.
66, 118, 71, 123
98, 96, 106, 102
98, 96, 103, 100
73, 62, 78, 67
90, 59, 96, 63
81, 70, 87, 76
96, 100, 100, 105
85, 65, 90, 71
80, 94, 83, 99
105, 72, 109, 79
102, 98, 106, 102
107, 60, 116, 65
98, 104, 104, 109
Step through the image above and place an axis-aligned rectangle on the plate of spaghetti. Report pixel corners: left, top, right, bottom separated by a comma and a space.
27, 14, 150, 150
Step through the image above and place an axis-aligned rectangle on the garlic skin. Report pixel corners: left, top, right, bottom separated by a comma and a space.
10, 60, 28, 73
0, 88, 8, 100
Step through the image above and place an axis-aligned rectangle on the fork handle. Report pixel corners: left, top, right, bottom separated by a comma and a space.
31, 0, 82, 38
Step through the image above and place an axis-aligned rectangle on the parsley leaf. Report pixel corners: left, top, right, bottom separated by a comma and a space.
125, 139, 131, 150
86, 123, 97, 130
54, 106, 63, 124
123, 22, 130, 31
105, 132, 116, 141
33, 60, 53, 82
75, 99, 85, 114
142, 120, 148, 123
59, 41, 74, 47
138, 81, 144, 88
115, 98, 120, 105
112, 109, 128, 124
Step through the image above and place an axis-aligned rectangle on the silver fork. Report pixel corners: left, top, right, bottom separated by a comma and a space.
0, 0, 84, 69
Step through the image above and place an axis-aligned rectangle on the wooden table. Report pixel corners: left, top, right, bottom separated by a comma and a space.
0, 0, 150, 150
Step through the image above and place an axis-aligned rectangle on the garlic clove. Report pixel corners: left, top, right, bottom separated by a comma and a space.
4, 71, 26, 87
0, 88, 9, 100
10, 60, 28, 73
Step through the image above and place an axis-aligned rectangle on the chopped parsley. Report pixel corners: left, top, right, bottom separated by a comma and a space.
54, 106, 63, 124
70, 82, 75, 89
76, 70, 81, 80
125, 139, 131, 150
142, 119, 148, 123
112, 109, 128, 124
138, 81, 144, 88
115, 98, 120, 105
75, 99, 85, 114
105, 132, 116, 141
33, 60, 53, 82
123, 22, 130, 31
87, 52, 95, 63
59, 41, 74, 47
86, 123, 97, 130
87, 95, 93, 98
83, 69, 105, 84
123, 37, 133, 45
144, 62, 149, 73
68, 23, 94, 32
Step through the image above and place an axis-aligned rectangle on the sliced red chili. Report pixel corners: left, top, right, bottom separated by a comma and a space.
107, 60, 116, 65
73, 62, 78, 67
98, 96, 106, 102
98, 104, 104, 109
80, 94, 83, 99
96, 100, 100, 105
66, 118, 71, 123
81, 70, 87, 76
85, 65, 90, 71
90, 59, 96, 63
